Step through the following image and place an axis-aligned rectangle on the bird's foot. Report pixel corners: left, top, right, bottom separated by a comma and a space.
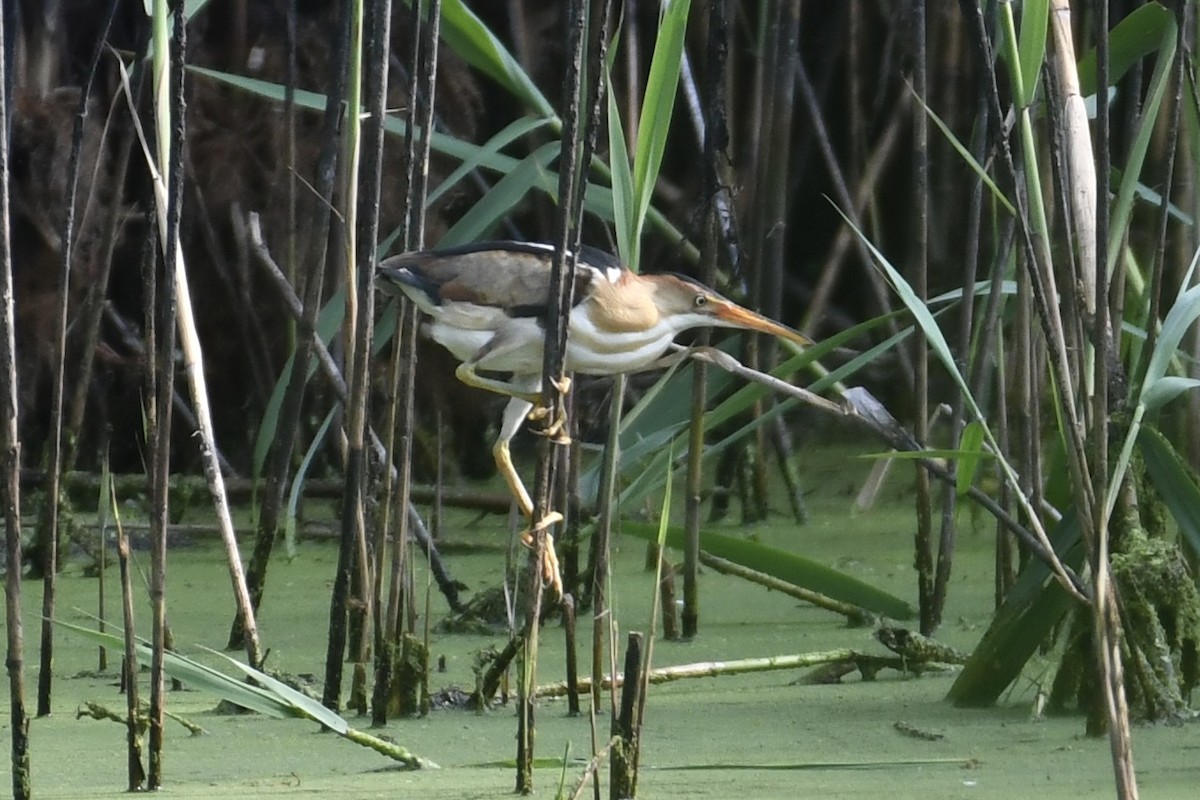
522, 511, 564, 599
527, 397, 571, 445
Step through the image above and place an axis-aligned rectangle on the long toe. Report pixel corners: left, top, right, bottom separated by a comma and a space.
520, 512, 564, 599
543, 535, 563, 600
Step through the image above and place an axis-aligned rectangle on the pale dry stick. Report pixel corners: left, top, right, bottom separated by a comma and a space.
113, 50, 263, 668
539, 649, 898, 698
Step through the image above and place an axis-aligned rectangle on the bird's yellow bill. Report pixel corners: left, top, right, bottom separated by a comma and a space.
712, 301, 812, 346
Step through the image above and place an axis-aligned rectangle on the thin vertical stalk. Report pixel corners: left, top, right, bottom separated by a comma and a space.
1142, 8, 1186, 377
609, 632, 643, 800
382, 0, 433, 665
408, 0, 441, 633
684, 0, 731, 641
0, 3, 31, 794
384, 303, 418, 643
934, 52, 991, 621
761, 0, 804, 525
591, 377, 623, 703
96, 445, 107, 674
911, 0, 935, 635
389, 0, 441, 712
325, 0, 385, 712
146, 1, 187, 786
340, 0, 370, 712
38, 0, 120, 717
350, 0, 392, 716
1088, 2, 1137, 796
623, 0, 640, 155
741, 0, 783, 527
138, 201, 158, 790
367, 0, 402, 728
519, 1, 587, 788
284, 0, 298, 293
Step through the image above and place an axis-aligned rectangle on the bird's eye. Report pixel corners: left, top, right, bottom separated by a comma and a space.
694, 294, 708, 308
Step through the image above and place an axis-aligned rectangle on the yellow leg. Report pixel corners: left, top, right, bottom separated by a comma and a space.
456, 362, 541, 404
494, 435, 566, 597
493, 436, 534, 518
491, 394, 566, 598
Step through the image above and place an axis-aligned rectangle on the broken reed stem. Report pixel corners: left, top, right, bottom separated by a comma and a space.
564, 594, 581, 715
659, 563, 678, 641
76, 701, 204, 737
112, 480, 146, 790
480, 635, 521, 704
610, 632, 643, 800
536, 648, 942, 699
698, 551, 874, 626
341, 726, 439, 769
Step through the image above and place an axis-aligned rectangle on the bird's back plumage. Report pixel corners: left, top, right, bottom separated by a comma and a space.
377, 241, 621, 320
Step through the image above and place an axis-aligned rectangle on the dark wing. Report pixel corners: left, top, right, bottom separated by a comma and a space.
379, 241, 605, 318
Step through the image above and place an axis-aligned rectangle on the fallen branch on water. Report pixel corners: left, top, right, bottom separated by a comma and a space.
698, 551, 875, 626
76, 700, 205, 736
535, 648, 959, 699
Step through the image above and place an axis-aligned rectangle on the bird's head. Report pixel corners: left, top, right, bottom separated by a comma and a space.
645, 273, 811, 346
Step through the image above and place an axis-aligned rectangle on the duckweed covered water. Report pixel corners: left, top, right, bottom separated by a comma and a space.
8, 446, 1200, 798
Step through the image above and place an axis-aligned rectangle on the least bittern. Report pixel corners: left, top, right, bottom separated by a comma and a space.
377, 240, 811, 596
